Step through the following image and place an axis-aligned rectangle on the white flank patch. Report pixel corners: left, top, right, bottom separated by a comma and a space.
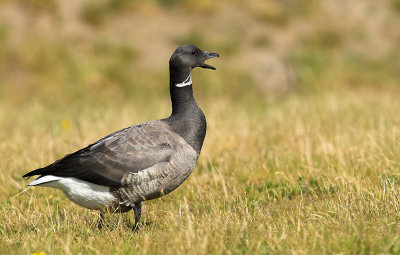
175, 75, 192, 87
29, 175, 116, 210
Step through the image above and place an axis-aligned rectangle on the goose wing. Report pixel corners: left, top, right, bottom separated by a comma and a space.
23, 121, 177, 187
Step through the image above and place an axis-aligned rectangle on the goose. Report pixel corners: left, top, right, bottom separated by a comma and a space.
23, 45, 219, 231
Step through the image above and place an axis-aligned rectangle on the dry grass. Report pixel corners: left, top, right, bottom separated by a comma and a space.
1, 87, 400, 254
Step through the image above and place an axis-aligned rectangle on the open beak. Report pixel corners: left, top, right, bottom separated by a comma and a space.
201, 51, 219, 70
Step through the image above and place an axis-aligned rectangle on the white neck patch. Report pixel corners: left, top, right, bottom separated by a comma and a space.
175, 75, 192, 87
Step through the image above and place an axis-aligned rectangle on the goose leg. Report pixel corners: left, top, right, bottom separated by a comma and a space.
97, 212, 104, 229
132, 201, 143, 232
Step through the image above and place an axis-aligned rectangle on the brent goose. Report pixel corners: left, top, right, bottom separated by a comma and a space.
23, 45, 219, 230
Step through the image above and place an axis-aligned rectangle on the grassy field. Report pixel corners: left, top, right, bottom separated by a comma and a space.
2, 87, 400, 254
1, 0, 400, 254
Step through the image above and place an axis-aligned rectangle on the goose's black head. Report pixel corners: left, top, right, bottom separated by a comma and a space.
169, 45, 219, 72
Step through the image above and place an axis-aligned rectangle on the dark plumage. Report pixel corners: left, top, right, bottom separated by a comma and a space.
23, 45, 219, 230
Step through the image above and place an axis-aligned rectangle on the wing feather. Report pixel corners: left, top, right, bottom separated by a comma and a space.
23, 121, 175, 187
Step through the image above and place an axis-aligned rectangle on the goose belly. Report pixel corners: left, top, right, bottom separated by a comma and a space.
29, 175, 116, 210
115, 151, 198, 206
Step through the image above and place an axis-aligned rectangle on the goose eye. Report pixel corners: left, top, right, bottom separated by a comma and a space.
191, 50, 196, 55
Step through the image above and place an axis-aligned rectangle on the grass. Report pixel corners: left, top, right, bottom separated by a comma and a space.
1, 0, 400, 254
1, 86, 400, 254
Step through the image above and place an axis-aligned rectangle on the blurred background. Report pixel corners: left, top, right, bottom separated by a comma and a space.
0, 0, 399, 106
